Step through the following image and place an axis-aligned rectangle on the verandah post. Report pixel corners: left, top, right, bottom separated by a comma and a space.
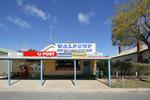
8, 60, 11, 86
108, 59, 111, 86
74, 60, 76, 86
41, 60, 43, 86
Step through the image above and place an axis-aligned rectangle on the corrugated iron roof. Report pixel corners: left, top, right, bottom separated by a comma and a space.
0, 47, 19, 53
111, 45, 148, 58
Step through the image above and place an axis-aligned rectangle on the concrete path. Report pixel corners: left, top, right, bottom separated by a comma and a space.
0, 79, 150, 93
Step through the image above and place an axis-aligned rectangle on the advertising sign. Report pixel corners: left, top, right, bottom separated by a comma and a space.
23, 51, 57, 57
72, 53, 87, 58
87, 53, 103, 58
8, 53, 23, 57
57, 53, 72, 57
56, 43, 96, 53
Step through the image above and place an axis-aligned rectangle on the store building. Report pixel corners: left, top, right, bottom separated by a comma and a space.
0, 43, 111, 87
0, 47, 22, 76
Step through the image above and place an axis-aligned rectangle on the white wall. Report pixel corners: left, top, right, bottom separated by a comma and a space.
111, 53, 137, 63
0, 52, 8, 75
111, 50, 150, 63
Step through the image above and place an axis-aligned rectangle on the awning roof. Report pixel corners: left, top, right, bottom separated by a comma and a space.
0, 57, 111, 60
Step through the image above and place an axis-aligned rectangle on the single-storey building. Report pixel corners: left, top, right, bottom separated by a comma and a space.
0, 42, 111, 86
0, 47, 21, 76
12, 43, 103, 77
111, 41, 150, 63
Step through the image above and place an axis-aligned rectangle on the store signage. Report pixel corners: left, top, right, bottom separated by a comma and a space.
57, 53, 72, 57
56, 43, 96, 53
72, 53, 87, 58
87, 53, 103, 58
8, 53, 23, 57
23, 51, 57, 57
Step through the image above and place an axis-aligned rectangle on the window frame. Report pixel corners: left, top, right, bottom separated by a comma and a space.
55, 60, 81, 70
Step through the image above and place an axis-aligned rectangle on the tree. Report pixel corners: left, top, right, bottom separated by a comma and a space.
28, 49, 36, 51
111, 0, 150, 50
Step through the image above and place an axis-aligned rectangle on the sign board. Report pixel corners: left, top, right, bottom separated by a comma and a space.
56, 43, 96, 53
72, 53, 87, 58
57, 53, 72, 57
23, 51, 57, 57
87, 53, 103, 58
8, 53, 23, 57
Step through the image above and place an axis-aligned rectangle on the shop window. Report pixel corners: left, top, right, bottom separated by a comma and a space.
55, 60, 80, 70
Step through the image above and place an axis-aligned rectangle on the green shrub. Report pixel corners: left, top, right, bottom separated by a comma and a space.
134, 63, 150, 76
112, 61, 134, 76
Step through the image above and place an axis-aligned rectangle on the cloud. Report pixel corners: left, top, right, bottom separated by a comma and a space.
24, 4, 51, 20
78, 12, 94, 25
16, 0, 23, 6
15, 1, 51, 20
6, 16, 31, 29
102, 19, 111, 26
53, 0, 58, 4
0, 23, 7, 30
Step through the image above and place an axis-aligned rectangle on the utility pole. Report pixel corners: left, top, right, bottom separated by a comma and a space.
50, 23, 52, 43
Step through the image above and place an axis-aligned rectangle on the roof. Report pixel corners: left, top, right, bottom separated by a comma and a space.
0, 47, 19, 53
111, 45, 148, 58
41, 44, 55, 51
0, 57, 111, 60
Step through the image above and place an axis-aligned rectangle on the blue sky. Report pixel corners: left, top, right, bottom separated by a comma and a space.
0, 0, 121, 56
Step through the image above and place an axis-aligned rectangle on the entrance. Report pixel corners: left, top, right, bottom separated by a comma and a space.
84, 61, 90, 74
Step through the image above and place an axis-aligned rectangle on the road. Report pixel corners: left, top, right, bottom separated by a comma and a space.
0, 92, 150, 100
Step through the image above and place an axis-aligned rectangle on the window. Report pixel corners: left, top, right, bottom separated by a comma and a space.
55, 60, 80, 70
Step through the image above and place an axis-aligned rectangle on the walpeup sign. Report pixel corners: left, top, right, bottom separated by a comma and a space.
23, 51, 57, 57
56, 43, 96, 53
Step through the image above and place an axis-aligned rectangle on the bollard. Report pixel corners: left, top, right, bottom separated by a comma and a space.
122, 75, 124, 88
136, 72, 138, 76
116, 72, 118, 77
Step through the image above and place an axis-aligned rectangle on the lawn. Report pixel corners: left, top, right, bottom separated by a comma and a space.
99, 79, 150, 88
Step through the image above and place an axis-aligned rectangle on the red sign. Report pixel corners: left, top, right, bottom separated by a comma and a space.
23, 51, 57, 57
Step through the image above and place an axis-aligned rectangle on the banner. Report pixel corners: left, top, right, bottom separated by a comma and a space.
56, 43, 96, 53
87, 53, 103, 58
72, 53, 87, 58
23, 51, 57, 57
57, 53, 72, 57
8, 53, 23, 57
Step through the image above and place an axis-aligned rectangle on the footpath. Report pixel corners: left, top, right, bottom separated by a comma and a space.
0, 79, 150, 93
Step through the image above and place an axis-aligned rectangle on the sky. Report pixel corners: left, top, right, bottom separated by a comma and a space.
0, 0, 121, 56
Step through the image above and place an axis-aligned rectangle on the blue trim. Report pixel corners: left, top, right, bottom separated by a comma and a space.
8, 60, 11, 86
83, 60, 91, 74
108, 60, 111, 86
41, 60, 43, 86
74, 60, 76, 86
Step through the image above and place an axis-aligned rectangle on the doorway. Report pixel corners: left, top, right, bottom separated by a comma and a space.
84, 61, 90, 74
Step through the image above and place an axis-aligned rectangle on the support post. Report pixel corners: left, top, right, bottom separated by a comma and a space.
108, 60, 111, 86
8, 60, 11, 86
41, 60, 43, 86
74, 60, 76, 86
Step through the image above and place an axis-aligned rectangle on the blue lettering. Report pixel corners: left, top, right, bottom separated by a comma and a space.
83, 44, 87, 48
88, 44, 92, 48
68, 44, 72, 48
57, 49, 63, 52
87, 49, 89, 52
63, 44, 67, 48
90, 49, 92, 52
57, 44, 63, 48
73, 44, 77, 48
78, 44, 82, 48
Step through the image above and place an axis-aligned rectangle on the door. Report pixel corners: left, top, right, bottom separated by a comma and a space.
84, 61, 90, 74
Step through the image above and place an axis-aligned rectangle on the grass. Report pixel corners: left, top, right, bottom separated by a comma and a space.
100, 79, 150, 88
